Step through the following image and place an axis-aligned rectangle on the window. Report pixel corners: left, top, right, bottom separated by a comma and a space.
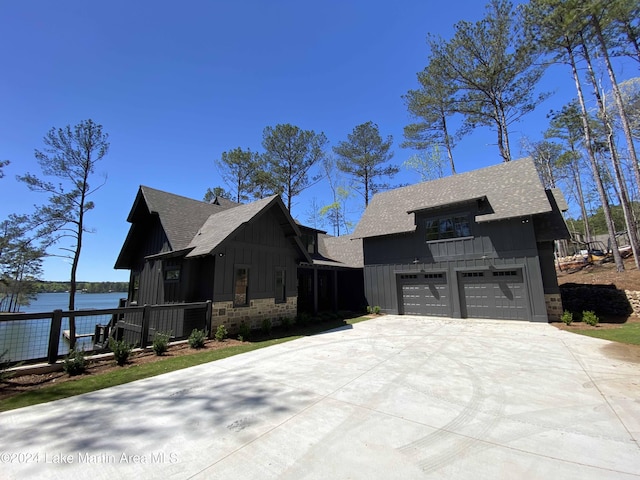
425, 215, 471, 241
130, 272, 140, 304
301, 233, 316, 254
462, 272, 485, 278
424, 273, 444, 279
275, 269, 286, 303
234, 267, 249, 307
492, 270, 518, 277
164, 267, 180, 281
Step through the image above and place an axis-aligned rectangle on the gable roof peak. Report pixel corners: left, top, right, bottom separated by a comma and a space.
353, 158, 552, 239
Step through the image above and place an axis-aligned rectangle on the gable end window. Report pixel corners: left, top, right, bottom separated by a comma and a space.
234, 267, 250, 307
425, 215, 471, 241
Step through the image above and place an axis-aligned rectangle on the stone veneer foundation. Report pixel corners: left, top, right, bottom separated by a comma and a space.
544, 293, 563, 322
211, 296, 297, 333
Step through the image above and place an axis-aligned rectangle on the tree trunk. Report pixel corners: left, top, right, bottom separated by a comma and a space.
580, 31, 640, 269
592, 15, 640, 225
571, 160, 591, 243
440, 114, 456, 174
565, 35, 624, 271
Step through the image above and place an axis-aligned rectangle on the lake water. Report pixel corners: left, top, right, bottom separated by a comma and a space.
19, 292, 128, 313
1, 292, 128, 363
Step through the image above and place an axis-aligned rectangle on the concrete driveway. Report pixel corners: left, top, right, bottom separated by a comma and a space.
1, 315, 639, 479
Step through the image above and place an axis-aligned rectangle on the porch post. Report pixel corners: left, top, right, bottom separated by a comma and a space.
333, 270, 338, 312
313, 267, 318, 315
47, 309, 63, 364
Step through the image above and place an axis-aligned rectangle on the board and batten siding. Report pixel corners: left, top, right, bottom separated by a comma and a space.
213, 208, 299, 303
131, 217, 172, 306
363, 213, 549, 322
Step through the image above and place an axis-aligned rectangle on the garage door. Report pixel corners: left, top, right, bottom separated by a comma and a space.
459, 269, 529, 320
399, 272, 450, 316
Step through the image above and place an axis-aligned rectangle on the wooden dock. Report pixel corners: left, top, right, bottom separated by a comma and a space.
62, 330, 94, 341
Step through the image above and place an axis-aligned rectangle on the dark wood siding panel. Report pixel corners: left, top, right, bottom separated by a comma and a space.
187, 256, 215, 302
213, 209, 299, 303
137, 259, 161, 305
537, 241, 559, 294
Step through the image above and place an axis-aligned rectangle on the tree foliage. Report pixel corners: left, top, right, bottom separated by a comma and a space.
426, 0, 548, 162
403, 145, 447, 183
0, 160, 8, 179
214, 147, 263, 203
17, 119, 109, 346
262, 124, 327, 212
402, 57, 461, 175
611, 77, 640, 139
319, 155, 354, 236
203, 186, 231, 203
0, 215, 45, 312
333, 121, 398, 207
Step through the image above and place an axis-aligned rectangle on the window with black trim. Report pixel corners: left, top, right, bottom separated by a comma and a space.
301, 233, 316, 254
164, 265, 181, 281
275, 269, 286, 303
425, 215, 471, 241
234, 267, 249, 307
462, 272, 485, 278
493, 270, 518, 277
130, 272, 140, 304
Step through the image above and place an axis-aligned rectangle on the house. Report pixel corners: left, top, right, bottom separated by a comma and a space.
297, 225, 365, 314
114, 186, 364, 337
351, 158, 569, 322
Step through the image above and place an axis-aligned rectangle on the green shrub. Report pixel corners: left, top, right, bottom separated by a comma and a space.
238, 321, 251, 341
583, 310, 599, 326
215, 324, 228, 342
261, 318, 272, 335
63, 349, 87, 376
152, 331, 171, 356
561, 310, 573, 326
188, 328, 208, 349
280, 317, 291, 330
372, 306, 381, 315
296, 313, 310, 326
109, 338, 133, 366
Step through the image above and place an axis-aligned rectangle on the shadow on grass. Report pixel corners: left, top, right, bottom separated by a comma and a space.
0, 313, 375, 412
246, 315, 365, 342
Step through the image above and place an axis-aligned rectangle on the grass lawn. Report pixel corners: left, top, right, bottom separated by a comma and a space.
0, 315, 374, 412
569, 321, 640, 346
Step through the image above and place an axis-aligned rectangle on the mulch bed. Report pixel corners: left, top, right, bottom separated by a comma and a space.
0, 339, 244, 401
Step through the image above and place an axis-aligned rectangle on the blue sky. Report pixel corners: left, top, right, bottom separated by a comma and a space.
0, 1, 636, 282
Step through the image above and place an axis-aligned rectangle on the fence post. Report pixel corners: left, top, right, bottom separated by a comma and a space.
205, 300, 213, 339
140, 304, 151, 348
47, 309, 63, 364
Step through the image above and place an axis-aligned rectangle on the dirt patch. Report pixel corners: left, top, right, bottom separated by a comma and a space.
553, 256, 640, 362
557, 256, 640, 291
0, 338, 243, 401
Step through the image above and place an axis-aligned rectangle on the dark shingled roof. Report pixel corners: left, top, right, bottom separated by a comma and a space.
352, 158, 553, 239
186, 195, 305, 258
533, 190, 571, 241
135, 186, 232, 251
317, 234, 363, 268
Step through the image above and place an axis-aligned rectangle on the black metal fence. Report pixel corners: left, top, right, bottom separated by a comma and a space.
0, 301, 212, 365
